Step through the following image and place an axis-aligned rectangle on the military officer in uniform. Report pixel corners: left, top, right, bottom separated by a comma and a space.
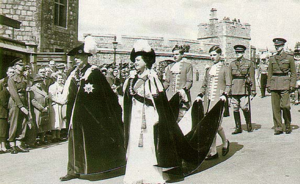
229, 45, 256, 134
7, 59, 30, 154
163, 45, 193, 122
267, 38, 296, 135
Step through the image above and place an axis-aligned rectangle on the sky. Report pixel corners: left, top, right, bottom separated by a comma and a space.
78, 0, 300, 51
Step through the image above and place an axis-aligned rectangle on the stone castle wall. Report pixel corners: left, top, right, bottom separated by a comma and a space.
85, 34, 205, 54
85, 34, 212, 83
40, 0, 79, 52
0, 0, 78, 52
0, 0, 40, 44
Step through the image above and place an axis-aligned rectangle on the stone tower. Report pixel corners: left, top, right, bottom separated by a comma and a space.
197, 8, 251, 61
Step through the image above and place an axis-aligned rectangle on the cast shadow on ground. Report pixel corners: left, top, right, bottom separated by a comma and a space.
188, 142, 244, 175
79, 166, 125, 181
271, 124, 299, 131
241, 123, 261, 131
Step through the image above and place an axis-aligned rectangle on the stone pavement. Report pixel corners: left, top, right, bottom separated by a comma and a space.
0, 82, 299, 184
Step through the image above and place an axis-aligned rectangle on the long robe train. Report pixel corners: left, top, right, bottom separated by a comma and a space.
163, 99, 225, 176
178, 100, 204, 136
153, 92, 225, 172
191, 100, 205, 129
124, 80, 225, 178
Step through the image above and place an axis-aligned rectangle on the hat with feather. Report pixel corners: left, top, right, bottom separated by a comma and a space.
130, 40, 156, 68
67, 36, 98, 56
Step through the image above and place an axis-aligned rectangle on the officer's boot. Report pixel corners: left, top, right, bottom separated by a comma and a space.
232, 112, 242, 134
285, 123, 292, 134
243, 110, 253, 132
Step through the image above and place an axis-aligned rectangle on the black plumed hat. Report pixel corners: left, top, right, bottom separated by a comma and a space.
67, 44, 92, 56
130, 40, 156, 67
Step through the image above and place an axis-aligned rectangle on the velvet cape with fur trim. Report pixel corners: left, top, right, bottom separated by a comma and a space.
66, 64, 126, 175
123, 75, 225, 176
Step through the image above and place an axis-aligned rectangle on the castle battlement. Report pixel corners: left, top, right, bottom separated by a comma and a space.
197, 8, 252, 60
86, 34, 204, 54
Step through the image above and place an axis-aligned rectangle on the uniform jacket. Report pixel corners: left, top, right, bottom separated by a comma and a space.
63, 63, 126, 174
266, 51, 296, 90
7, 74, 27, 108
228, 57, 256, 95
163, 58, 193, 103
200, 62, 231, 112
0, 77, 10, 118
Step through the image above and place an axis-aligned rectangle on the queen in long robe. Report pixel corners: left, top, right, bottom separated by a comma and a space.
123, 40, 166, 184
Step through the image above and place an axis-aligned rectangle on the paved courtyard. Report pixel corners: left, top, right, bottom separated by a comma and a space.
0, 81, 299, 184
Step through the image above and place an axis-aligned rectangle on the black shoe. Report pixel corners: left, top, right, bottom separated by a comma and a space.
16, 146, 29, 152
247, 124, 253, 132
205, 153, 219, 160
222, 140, 230, 156
286, 129, 292, 134
274, 131, 283, 135
232, 129, 242, 134
60, 174, 80, 181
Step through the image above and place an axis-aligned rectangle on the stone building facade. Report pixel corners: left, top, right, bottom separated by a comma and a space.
0, 0, 79, 76
85, 34, 211, 80
0, 0, 79, 52
197, 8, 251, 61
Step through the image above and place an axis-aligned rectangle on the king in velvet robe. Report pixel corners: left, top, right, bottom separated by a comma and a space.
63, 63, 126, 175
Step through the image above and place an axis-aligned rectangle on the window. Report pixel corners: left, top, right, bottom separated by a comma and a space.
54, 0, 67, 27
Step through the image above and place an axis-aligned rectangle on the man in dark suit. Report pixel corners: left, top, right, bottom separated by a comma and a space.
267, 38, 296, 135
229, 45, 256, 134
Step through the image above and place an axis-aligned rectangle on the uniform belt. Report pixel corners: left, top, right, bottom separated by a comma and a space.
233, 76, 246, 79
272, 73, 288, 76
